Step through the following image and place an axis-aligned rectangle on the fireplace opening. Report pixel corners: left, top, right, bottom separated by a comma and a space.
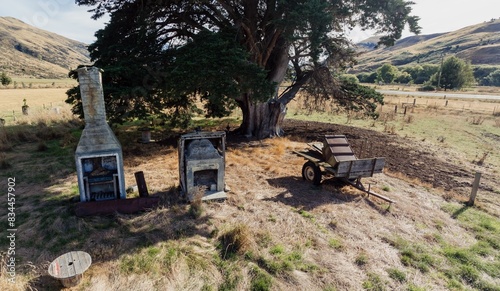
193, 169, 218, 191
81, 155, 119, 201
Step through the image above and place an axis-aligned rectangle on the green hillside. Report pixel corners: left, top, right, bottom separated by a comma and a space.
352, 19, 500, 73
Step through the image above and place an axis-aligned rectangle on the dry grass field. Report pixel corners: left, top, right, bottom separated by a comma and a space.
0, 87, 499, 291
0, 88, 72, 124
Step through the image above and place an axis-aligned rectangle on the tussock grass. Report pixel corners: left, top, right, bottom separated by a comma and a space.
249, 264, 273, 291
386, 268, 407, 283
218, 224, 253, 259
0, 153, 11, 169
362, 272, 386, 291
1, 94, 499, 290
189, 186, 205, 219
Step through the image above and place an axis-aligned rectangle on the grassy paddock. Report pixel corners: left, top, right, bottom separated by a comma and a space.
0, 88, 71, 123
0, 78, 76, 89
288, 94, 500, 172
0, 88, 499, 290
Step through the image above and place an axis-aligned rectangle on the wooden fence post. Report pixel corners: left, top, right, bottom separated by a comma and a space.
134, 171, 149, 197
467, 172, 481, 206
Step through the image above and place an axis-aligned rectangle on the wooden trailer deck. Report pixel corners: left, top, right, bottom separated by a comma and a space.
294, 135, 394, 204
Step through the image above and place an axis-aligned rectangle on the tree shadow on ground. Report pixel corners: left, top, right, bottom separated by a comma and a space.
265, 176, 364, 210
265, 175, 392, 215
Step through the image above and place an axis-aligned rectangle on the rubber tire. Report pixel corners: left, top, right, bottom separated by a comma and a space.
302, 161, 322, 185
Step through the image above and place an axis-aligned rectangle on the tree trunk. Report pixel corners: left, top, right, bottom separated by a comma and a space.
236, 70, 313, 139
238, 94, 287, 139
236, 38, 315, 139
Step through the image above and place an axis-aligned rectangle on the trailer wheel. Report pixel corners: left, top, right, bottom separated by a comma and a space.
302, 161, 322, 185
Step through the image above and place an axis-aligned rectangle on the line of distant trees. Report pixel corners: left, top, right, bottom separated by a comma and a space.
350, 56, 500, 90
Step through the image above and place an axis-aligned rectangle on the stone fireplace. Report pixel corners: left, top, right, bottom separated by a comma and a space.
74, 67, 126, 202
178, 131, 227, 201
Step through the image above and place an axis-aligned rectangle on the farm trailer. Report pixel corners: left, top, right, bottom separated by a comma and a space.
294, 135, 395, 204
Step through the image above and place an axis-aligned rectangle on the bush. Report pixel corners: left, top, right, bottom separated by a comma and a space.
340, 74, 359, 84
418, 85, 435, 91
1, 72, 12, 86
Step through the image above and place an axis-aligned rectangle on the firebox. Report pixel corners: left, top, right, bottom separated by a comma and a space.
75, 67, 126, 202
178, 131, 226, 201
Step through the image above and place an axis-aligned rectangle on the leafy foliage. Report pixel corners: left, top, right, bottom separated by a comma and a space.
377, 63, 399, 84
301, 69, 384, 118
0, 72, 12, 86
486, 69, 500, 86
401, 64, 439, 84
71, 0, 420, 133
437, 56, 475, 90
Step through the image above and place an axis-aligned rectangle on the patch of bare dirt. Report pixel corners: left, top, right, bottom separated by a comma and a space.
282, 120, 499, 216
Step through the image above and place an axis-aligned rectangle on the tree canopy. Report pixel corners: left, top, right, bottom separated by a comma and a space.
377, 63, 399, 84
1, 72, 12, 86
70, 0, 420, 137
437, 56, 474, 91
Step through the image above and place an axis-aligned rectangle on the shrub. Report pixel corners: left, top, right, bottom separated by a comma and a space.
0, 72, 12, 86
340, 74, 359, 84
418, 85, 435, 91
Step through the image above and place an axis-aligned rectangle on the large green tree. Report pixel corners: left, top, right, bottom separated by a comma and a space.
437, 56, 475, 91
377, 63, 399, 84
486, 69, 500, 86
70, 0, 420, 138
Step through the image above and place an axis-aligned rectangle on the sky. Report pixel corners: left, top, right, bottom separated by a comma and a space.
1, 0, 500, 44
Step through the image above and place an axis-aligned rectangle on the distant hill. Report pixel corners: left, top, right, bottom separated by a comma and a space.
0, 17, 90, 79
352, 19, 500, 73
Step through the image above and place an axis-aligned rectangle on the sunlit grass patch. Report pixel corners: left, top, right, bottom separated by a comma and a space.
383, 236, 436, 273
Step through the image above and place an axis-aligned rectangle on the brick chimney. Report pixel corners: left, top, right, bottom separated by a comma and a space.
74, 67, 126, 202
